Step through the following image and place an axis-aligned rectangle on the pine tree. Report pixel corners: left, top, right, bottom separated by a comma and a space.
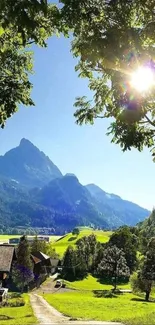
63, 246, 77, 280
12, 235, 33, 292
98, 245, 130, 290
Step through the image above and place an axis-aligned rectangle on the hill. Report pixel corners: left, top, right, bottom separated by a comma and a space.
51, 228, 112, 257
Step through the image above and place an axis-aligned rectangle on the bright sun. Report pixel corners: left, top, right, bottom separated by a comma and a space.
130, 66, 154, 92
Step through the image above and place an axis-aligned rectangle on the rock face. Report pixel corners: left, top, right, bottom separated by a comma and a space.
0, 138, 62, 188
0, 139, 150, 232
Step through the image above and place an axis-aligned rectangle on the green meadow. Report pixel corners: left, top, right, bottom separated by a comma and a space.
44, 290, 155, 325
52, 227, 112, 257
0, 294, 37, 325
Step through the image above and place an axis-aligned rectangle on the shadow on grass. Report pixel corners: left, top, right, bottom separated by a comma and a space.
93, 290, 122, 298
131, 297, 155, 303
0, 315, 14, 320
68, 236, 77, 242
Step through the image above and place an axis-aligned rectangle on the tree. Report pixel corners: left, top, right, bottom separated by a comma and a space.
12, 235, 33, 292
62, 246, 77, 280
31, 236, 48, 254
130, 272, 152, 302
76, 234, 97, 271
72, 227, 80, 236
0, 1, 68, 127
109, 226, 138, 272
131, 237, 155, 301
60, 0, 155, 160
98, 245, 130, 290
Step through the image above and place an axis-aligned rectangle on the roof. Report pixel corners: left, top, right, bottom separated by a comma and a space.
31, 254, 41, 264
32, 251, 50, 262
0, 246, 15, 272
50, 259, 59, 267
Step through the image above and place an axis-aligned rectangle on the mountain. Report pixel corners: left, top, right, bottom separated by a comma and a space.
34, 174, 109, 228
86, 184, 150, 227
0, 140, 150, 233
0, 138, 62, 188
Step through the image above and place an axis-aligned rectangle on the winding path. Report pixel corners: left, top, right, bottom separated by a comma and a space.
30, 293, 123, 325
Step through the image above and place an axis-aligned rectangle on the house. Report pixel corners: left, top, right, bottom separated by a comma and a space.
0, 245, 16, 288
50, 258, 59, 274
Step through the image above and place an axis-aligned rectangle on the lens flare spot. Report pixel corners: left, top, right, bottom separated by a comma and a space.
131, 66, 154, 92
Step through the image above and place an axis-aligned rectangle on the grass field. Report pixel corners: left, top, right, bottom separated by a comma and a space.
0, 294, 37, 325
44, 290, 155, 325
52, 228, 112, 257
64, 274, 131, 291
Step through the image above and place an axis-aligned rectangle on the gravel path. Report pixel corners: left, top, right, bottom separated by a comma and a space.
30, 293, 123, 325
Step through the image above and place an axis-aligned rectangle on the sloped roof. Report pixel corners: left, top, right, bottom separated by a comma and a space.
32, 251, 50, 261
0, 246, 15, 272
31, 254, 41, 264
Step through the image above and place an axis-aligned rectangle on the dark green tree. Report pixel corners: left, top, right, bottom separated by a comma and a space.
12, 235, 33, 292
109, 226, 138, 272
76, 234, 97, 271
98, 245, 130, 290
59, 0, 155, 160
130, 272, 152, 302
31, 236, 48, 254
72, 227, 80, 236
62, 245, 77, 280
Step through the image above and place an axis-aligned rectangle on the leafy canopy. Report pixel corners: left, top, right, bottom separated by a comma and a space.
61, 0, 155, 160
0, 0, 67, 127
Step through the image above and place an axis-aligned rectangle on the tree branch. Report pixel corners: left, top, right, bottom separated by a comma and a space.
144, 114, 155, 128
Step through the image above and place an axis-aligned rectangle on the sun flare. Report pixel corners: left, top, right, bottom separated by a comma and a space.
130, 66, 154, 92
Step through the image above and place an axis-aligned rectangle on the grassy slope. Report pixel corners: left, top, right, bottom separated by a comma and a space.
52, 228, 112, 257
0, 294, 37, 325
65, 274, 131, 291
44, 291, 155, 325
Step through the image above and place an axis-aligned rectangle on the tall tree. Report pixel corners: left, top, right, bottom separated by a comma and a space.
130, 272, 152, 302
98, 245, 130, 290
62, 245, 77, 280
0, 0, 67, 127
60, 0, 155, 160
12, 235, 33, 292
109, 226, 138, 272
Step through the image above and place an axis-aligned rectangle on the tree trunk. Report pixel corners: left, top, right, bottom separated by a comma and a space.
145, 291, 150, 302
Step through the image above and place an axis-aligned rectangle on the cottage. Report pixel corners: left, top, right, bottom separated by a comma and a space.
0, 245, 16, 287
50, 258, 59, 274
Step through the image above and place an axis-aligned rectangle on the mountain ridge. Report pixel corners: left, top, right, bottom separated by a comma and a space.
0, 139, 150, 232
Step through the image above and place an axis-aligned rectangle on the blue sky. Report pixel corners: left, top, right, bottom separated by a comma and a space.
0, 36, 154, 210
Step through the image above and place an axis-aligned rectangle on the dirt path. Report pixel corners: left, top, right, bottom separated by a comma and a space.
30, 293, 123, 325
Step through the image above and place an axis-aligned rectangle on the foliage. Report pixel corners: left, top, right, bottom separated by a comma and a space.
97, 245, 130, 289
130, 272, 152, 302
59, 0, 155, 160
62, 245, 77, 280
0, 1, 68, 127
31, 236, 48, 254
72, 228, 80, 236
12, 235, 33, 292
108, 226, 138, 272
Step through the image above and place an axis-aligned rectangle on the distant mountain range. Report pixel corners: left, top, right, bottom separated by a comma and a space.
0, 139, 150, 233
